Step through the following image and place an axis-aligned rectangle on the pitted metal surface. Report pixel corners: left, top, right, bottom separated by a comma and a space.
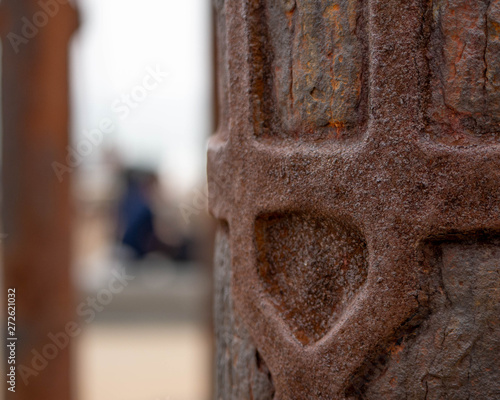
209, 0, 500, 398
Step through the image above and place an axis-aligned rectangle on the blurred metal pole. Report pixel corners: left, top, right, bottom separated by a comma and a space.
209, 0, 500, 398
1, 1, 78, 399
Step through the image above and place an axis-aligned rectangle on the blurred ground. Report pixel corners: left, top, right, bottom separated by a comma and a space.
78, 322, 210, 400
76, 263, 212, 400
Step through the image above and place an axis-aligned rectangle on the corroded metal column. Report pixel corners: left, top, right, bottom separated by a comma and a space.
209, 0, 500, 398
1, 1, 78, 399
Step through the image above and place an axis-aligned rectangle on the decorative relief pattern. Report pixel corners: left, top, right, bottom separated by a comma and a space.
210, 0, 500, 397
255, 213, 368, 345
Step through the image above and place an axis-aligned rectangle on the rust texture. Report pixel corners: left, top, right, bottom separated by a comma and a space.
256, 213, 368, 346
427, 0, 500, 145
209, 0, 500, 399
215, 225, 276, 399
1, 1, 78, 399
248, 0, 367, 140
347, 237, 500, 399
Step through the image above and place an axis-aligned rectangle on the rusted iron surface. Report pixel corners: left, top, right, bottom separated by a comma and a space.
214, 225, 276, 399
256, 213, 368, 346
428, 0, 500, 145
249, 0, 367, 140
209, 0, 500, 398
1, 1, 78, 398
348, 239, 500, 399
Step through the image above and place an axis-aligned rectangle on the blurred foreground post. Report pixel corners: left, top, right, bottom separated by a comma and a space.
209, 0, 500, 398
1, 1, 78, 399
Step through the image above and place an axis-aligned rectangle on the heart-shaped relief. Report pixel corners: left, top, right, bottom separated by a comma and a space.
255, 213, 368, 345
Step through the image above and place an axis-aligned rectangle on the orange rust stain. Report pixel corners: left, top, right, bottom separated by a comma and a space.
390, 343, 405, 357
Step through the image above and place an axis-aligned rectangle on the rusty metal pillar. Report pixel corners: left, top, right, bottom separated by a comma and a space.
209, 0, 500, 398
1, 1, 78, 399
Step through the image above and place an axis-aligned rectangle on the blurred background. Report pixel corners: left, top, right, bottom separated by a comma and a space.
1, 0, 215, 399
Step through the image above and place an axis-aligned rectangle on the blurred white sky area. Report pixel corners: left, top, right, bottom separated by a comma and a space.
71, 0, 212, 193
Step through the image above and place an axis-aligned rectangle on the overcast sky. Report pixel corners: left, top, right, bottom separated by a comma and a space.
71, 0, 212, 192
